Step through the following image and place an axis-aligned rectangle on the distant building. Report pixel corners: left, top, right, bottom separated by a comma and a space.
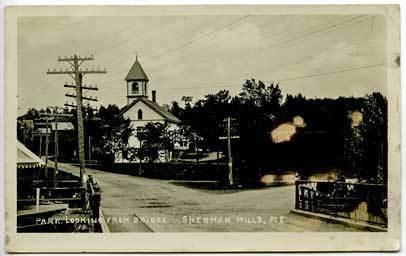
18, 116, 76, 161
37, 120, 74, 134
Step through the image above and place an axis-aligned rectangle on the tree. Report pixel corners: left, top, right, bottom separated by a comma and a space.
170, 101, 184, 119
181, 90, 231, 151
231, 80, 284, 183
361, 93, 387, 182
343, 111, 364, 179
238, 79, 282, 111
181, 96, 193, 108
91, 104, 133, 164
136, 122, 174, 163
342, 92, 387, 182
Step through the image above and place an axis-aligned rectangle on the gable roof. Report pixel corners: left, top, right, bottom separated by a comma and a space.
120, 97, 180, 124
125, 57, 149, 81
50, 122, 74, 131
17, 140, 45, 169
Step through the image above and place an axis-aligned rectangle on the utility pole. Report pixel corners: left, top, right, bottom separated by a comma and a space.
88, 136, 92, 161
227, 117, 233, 186
38, 135, 42, 158
219, 117, 239, 186
35, 114, 51, 179
41, 108, 72, 187
44, 116, 50, 179
47, 54, 106, 185
44, 117, 49, 178
32, 117, 51, 179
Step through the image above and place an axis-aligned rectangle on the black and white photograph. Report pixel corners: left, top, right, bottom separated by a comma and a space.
3, 3, 401, 253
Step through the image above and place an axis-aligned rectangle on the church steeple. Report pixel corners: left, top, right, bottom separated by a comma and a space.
125, 56, 149, 103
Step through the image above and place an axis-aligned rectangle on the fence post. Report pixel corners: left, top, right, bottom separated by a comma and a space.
295, 181, 299, 209
314, 192, 318, 212
310, 190, 314, 211
92, 192, 101, 219
36, 188, 40, 212
300, 187, 305, 210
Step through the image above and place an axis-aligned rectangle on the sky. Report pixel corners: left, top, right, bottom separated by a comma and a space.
18, 14, 386, 115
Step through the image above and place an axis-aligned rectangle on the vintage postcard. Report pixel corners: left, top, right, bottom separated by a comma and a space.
3, 4, 401, 252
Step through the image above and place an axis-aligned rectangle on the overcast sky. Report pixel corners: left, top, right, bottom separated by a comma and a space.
18, 14, 386, 115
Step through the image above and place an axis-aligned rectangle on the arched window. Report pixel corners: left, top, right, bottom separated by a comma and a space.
132, 82, 139, 94
137, 109, 143, 120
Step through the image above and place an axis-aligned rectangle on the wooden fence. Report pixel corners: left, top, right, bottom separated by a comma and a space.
295, 180, 387, 227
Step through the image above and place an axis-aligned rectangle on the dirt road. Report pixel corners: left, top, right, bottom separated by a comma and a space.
57, 162, 360, 232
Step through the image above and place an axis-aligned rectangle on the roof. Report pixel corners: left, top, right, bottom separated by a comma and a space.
120, 97, 180, 124
37, 128, 51, 134
17, 140, 45, 169
21, 120, 35, 129
125, 57, 149, 81
50, 122, 74, 131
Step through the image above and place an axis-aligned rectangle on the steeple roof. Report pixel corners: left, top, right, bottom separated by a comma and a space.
125, 57, 149, 81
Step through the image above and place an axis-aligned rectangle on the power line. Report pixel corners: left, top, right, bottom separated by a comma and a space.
277, 62, 385, 82
147, 15, 364, 77
168, 15, 373, 81
94, 15, 365, 87
145, 16, 291, 76
252, 36, 383, 77
88, 17, 234, 84
99, 16, 321, 87
227, 15, 366, 65
150, 15, 250, 60
158, 62, 385, 90
93, 16, 215, 61
97, 15, 252, 86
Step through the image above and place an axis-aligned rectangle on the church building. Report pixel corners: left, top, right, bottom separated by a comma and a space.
117, 56, 182, 162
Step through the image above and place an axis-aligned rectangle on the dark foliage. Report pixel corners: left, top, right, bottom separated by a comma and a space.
169, 80, 387, 184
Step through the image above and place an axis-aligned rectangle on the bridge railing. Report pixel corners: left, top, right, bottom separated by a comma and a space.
86, 175, 101, 220
295, 180, 387, 227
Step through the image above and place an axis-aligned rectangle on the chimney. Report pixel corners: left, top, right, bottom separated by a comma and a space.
152, 90, 157, 103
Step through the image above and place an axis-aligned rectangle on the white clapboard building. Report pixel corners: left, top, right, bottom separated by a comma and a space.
117, 57, 184, 162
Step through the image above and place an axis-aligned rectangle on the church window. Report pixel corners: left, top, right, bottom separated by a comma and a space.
132, 82, 139, 94
138, 109, 143, 120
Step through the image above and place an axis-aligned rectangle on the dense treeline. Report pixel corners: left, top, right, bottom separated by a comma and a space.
170, 79, 387, 184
